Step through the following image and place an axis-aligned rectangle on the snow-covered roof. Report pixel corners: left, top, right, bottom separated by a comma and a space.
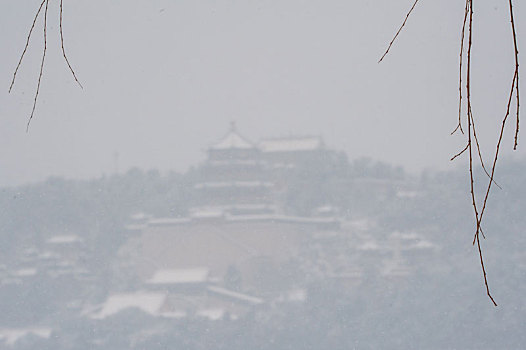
0, 328, 52, 346
196, 308, 225, 320
92, 292, 166, 319
225, 214, 339, 225
47, 235, 83, 244
148, 218, 192, 226
259, 136, 323, 152
190, 208, 224, 219
194, 181, 273, 189
130, 212, 153, 221
207, 286, 264, 305
147, 268, 209, 284
209, 159, 259, 166
210, 123, 255, 150
13, 268, 37, 277
358, 241, 381, 251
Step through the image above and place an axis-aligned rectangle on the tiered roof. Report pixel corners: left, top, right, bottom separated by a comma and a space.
258, 136, 324, 153
209, 122, 255, 150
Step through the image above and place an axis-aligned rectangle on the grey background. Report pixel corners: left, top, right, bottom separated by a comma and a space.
1, 0, 524, 185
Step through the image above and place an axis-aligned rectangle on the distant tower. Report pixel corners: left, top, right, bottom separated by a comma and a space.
192, 123, 274, 216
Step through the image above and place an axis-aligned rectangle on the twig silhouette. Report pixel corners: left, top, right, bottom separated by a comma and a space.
8, 0, 46, 93
452, 0, 469, 136
378, 0, 421, 63
27, 0, 49, 132
380, 0, 521, 305
60, 0, 82, 89
508, 0, 520, 150
10, 0, 83, 130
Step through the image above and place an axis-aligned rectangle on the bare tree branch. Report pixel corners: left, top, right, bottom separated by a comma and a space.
10, 0, 84, 130
508, 0, 520, 150
378, 0, 421, 63
8, 0, 46, 93
27, 0, 49, 132
60, 0, 83, 89
381, 0, 521, 305
452, 0, 469, 136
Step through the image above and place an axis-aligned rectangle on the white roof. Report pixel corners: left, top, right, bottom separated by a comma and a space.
148, 218, 192, 225
358, 241, 381, 251
92, 292, 166, 319
207, 286, 264, 305
47, 235, 83, 244
196, 308, 225, 320
0, 328, 52, 346
194, 181, 273, 189
190, 208, 224, 219
147, 268, 209, 284
259, 136, 323, 152
13, 268, 37, 277
210, 127, 255, 150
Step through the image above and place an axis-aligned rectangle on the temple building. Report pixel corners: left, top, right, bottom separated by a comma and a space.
190, 123, 334, 218
124, 124, 341, 295
114, 124, 435, 320
192, 122, 275, 216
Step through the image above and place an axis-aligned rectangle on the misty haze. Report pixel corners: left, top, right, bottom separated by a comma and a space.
1, 0, 526, 349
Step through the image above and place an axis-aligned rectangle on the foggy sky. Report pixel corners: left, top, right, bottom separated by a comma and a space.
1, 0, 525, 186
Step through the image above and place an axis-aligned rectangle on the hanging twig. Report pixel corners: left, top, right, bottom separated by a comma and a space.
380, 0, 520, 305
60, 0, 82, 89
508, 0, 520, 150
463, 0, 498, 306
8, 0, 46, 93
378, 0, 421, 63
10, 0, 83, 130
27, 0, 49, 132
452, 0, 469, 136
476, 71, 518, 244
470, 112, 502, 189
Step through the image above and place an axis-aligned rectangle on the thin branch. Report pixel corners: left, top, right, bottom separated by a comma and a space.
475, 70, 518, 243
467, 110, 479, 250
470, 112, 502, 189
508, 0, 520, 150
451, 143, 469, 161
475, 231, 498, 306
466, 1, 476, 233
8, 0, 46, 93
472, 224, 487, 244
452, 0, 470, 136
451, 121, 502, 190
60, 0, 83, 88
380, 0, 518, 305
465, 0, 497, 305
27, 0, 49, 132
378, 0, 421, 63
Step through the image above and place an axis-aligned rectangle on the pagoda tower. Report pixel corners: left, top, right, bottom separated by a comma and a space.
192, 123, 274, 216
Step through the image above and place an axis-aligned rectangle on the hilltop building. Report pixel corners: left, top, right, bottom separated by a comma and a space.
190, 122, 335, 219
192, 122, 274, 216
122, 124, 341, 305
110, 123, 438, 322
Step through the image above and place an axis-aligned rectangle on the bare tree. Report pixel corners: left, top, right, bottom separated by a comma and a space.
380, 0, 520, 306
8, 0, 82, 131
